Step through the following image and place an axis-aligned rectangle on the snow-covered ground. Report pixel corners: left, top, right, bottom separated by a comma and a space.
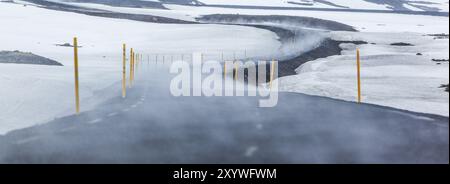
0, 2, 280, 134
159, 4, 448, 116
199, 0, 391, 10
198, 0, 450, 12
165, 4, 449, 33
52, 0, 450, 12
279, 31, 449, 116
0, 0, 448, 135
38, 1, 450, 33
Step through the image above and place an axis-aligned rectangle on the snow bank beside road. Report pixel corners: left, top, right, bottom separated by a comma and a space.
0, 64, 121, 134
279, 32, 449, 116
0, 2, 280, 134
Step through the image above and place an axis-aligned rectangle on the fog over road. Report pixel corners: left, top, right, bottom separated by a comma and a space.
1, 1, 448, 163
0, 65, 448, 164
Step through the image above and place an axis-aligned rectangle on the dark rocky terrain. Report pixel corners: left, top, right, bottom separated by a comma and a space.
277, 39, 367, 77
390, 42, 414, 46
440, 84, 449, 92
0, 51, 63, 66
20, 0, 197, 24
198, 14, 368, 79
197, 14, 357, 32
63, 0, 167, 9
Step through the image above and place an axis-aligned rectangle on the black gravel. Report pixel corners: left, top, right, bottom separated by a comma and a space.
440, 84, 449, 92
20, 0, 197, 24
0, 51, 63, 66
277, 40, 367, 77
197, 14, 357, 32
390, 42, 414, 46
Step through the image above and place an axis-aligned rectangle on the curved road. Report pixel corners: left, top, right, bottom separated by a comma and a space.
0, 66, 448, 164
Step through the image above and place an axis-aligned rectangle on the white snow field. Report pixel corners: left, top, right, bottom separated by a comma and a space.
164, 4, 449, 34
199, 0, 389, 10
0, 0, 449, 135
158, 4, 448, 116
198, 0, 449, 12
40, 1, 450, 34
0, 2, 280, 134
279, 32, 449, 116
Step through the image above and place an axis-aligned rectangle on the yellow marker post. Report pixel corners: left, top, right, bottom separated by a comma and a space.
269, 59, 276, 90
129, 48, 133, 88
222, 53, 226, 79
73, 37, 80, 114
356, 49, 362, 103
122, 44, 126, 98
224, 63, 227, 79
132, 51, 136, 83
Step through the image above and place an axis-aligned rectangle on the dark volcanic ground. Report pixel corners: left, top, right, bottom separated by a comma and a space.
0, 50, 63, 66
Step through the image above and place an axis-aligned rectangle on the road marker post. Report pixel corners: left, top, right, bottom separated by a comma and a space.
73, 37, 80, 114
269, 59, 276, 90
356, 49, 362, 103
129, 48, 133, 88
133, 52, 137, 81
222, 53, 226, 79
122, 44, 127, 98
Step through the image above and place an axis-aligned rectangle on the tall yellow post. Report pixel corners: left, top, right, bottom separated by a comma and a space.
73, 37, 80, 114
129, 48, 133, 87
356, 49, 362, 103
132, 51, 135, 84
269, 59, 276, 90
122, 44, 127, 98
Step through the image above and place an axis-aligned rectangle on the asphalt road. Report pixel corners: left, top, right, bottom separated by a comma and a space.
0, 66, 448, 164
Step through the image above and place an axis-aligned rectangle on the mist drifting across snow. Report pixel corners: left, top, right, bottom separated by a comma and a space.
196, 14, 359, 61
0, 60, 448, 164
